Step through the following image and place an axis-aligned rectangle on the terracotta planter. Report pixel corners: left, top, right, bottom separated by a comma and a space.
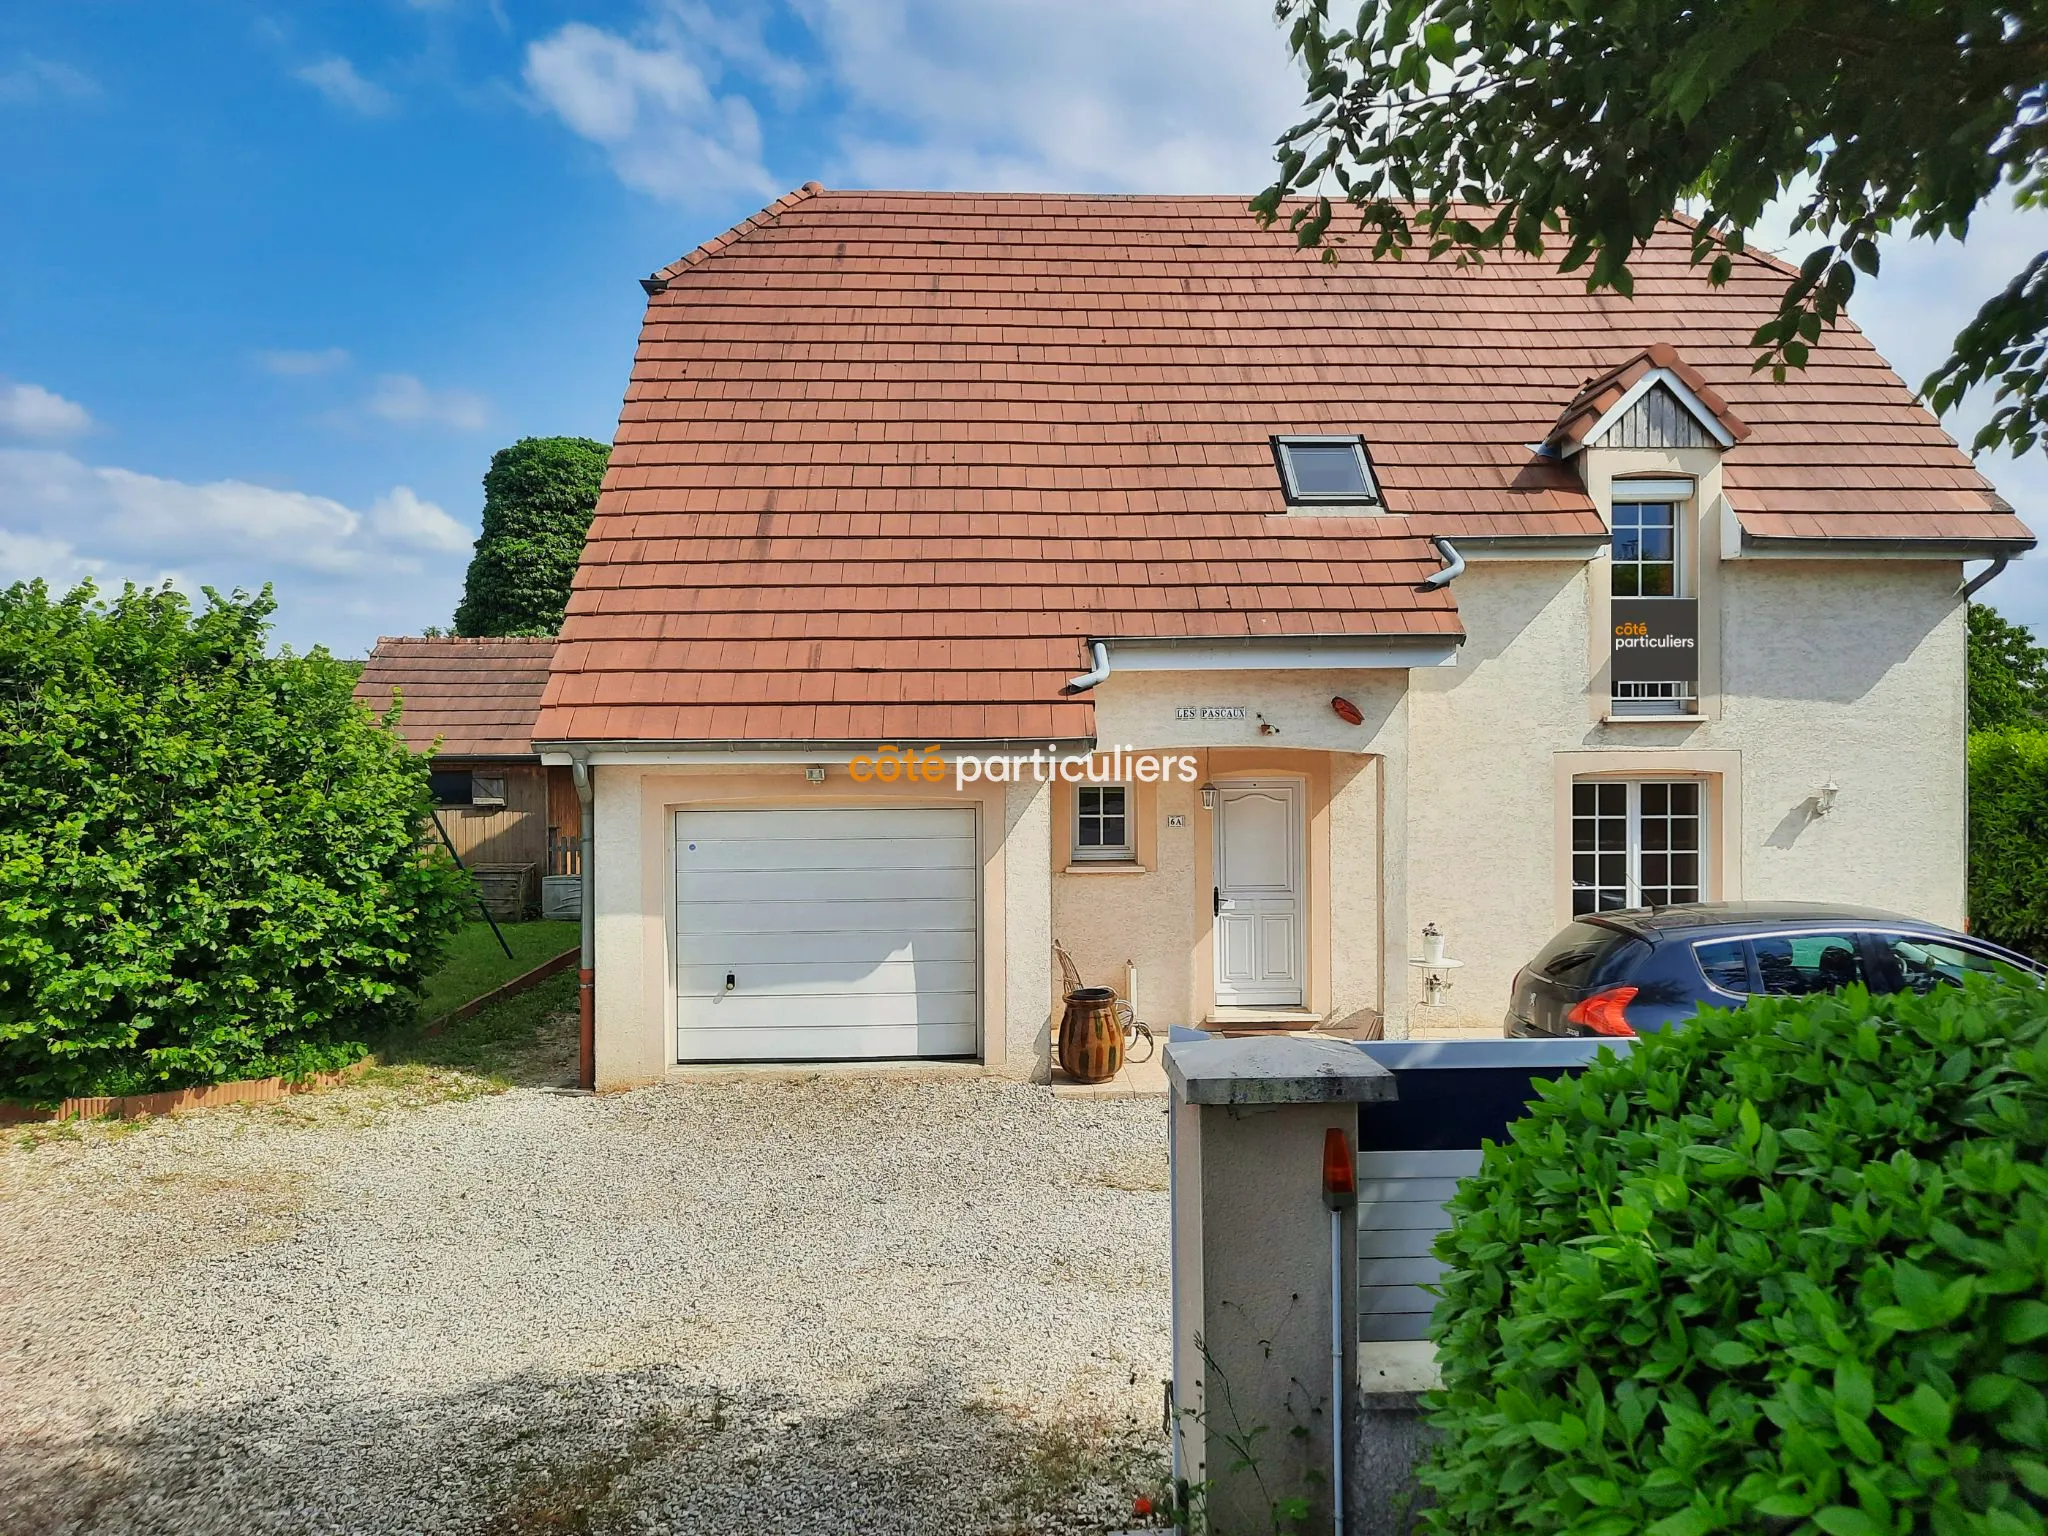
1057, 987, 1124, 1084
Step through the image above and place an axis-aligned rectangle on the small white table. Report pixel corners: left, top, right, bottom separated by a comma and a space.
1408, 955, 1465, 1008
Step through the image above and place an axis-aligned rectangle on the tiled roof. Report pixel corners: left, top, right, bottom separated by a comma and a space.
1545, 343, 1751, 455
539, 186, 2031, 745
355, 637, 554, 758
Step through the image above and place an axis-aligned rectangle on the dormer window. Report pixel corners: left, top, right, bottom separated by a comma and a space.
1274, 435, 1380, 506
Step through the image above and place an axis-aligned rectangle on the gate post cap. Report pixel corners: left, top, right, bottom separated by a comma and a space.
1166, 1035, 1396, 1106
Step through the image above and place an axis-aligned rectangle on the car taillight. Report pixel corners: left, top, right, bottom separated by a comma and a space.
1566, 985, 1638, 1036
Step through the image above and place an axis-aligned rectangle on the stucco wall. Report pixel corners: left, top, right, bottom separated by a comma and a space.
1002, 778, 1054, 1079
1721, 561, 1966, 919
1407, 562, 1594, 1033
582, 548, 1968, 1065
1051, 668, 1406, 1031
1404, 553, 1967, 1033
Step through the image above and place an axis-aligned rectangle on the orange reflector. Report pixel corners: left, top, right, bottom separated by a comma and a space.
1322, 1126, 1356, 1200
1566, 984, 1639, 1036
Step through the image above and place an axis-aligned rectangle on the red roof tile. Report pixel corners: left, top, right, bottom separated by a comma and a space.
540, 188, 2031, 744
356, 637, 554, 758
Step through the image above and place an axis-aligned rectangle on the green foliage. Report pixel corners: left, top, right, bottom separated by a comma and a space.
1970, 728, 2048, 960
0, 581, 473, 1103
1257, 0, 2048, 455
412, 919, 578, 1025
1419, 979, 2048, 1536
1972, 605, 2048, 731
452, 436, 608, 637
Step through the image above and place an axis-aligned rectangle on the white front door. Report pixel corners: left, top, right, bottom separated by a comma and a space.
1212, 780, 1304, 1008
674, 806, 979, 1061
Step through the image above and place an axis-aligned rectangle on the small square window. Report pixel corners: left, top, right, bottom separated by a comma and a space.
470, 773, 507, 808
1073, 784, 1132, 861
429, 769, 473, 807
1274, 436, 1380, 505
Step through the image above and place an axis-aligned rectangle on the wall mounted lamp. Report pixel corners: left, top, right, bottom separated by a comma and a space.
1814, 780, 1839, 817
1199, 782, 1219, 811
805, 765, 827, 784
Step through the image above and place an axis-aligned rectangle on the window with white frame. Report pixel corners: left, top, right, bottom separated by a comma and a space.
1571, 779, 1703, 914
1609, 491, 1698, 715
1072, 784, 1133, 861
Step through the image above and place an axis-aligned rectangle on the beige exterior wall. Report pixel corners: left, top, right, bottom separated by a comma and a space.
581, 445, 1972, 1074
1403, 493, 1968, 1034
1055, 668, 1406, 1033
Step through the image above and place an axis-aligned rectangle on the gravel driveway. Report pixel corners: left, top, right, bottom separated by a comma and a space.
0, 1070, 1171, 1535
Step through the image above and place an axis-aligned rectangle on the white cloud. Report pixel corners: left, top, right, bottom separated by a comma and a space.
0, 448, 471, 654
365, 373, 489, 431
370, 485, 472, 553
524, 1, 1300, 200
0, 55, 99, 105
798, 0, 1303, 192
0, 381, 92, 439
257, 346, 351, 377
295, 56, 395, 116
524, 18, 777, 203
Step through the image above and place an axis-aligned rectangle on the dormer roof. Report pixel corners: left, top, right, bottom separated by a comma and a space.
1544, 344, 1751, 457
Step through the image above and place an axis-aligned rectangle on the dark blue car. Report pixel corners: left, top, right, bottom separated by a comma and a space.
1505, 901, 2042, 1038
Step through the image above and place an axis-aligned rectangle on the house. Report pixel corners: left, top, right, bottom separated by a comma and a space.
355, 636, 581, 919
534, 184, 2032, 1090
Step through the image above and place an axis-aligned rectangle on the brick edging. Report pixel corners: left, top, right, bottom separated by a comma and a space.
419, 946, 580, 1037
0, 945, 581, 1127
0, 1060, 375, 1127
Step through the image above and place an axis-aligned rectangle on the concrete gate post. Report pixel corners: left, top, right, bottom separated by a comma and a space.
1167, 1035, 1397, 1536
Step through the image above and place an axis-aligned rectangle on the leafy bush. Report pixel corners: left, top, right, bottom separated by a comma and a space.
0, 581, 473, 1103
1420, 980, 2048, 1536
1970, 727, 2048, 959
452, 436, 608, 637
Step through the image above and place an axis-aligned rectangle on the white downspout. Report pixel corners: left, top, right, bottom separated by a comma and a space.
1420, 536, 1465, 589
1067, 640, 1110, 691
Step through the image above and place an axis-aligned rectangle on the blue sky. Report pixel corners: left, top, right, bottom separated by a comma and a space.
6, 1, 2048, 653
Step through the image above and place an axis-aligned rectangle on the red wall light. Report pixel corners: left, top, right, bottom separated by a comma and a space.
1331, 696, 1363, 726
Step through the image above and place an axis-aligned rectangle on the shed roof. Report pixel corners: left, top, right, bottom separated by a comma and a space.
355, 636, 555, 759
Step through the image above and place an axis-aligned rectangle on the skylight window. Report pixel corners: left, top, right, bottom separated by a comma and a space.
1274, 435, 1380, 505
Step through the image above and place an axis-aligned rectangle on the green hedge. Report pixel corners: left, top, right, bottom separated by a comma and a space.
1420, 980, 2048, 1536
1970, 727, 2048, 959
0, 582, 473, 1103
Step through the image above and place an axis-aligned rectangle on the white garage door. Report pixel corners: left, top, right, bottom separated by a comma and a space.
674, 807, 979, 1062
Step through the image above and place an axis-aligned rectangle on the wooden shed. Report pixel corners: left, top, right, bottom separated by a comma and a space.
354, 636, 579, 919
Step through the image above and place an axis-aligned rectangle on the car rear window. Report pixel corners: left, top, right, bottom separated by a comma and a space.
1752, 933, 1866, 995
1695, 939, 1751, 994
1531, 921, 1626, 983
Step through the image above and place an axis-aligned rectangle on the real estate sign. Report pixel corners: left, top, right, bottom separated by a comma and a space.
1611, 597, 1699, 684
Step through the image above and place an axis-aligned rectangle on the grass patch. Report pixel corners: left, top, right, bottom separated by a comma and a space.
369, 968, 580, 1091
981, 1408, 1167, 1535
416, 919, 579, 1024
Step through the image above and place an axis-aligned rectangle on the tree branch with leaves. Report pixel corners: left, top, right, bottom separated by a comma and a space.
1255, 0, 2048, 453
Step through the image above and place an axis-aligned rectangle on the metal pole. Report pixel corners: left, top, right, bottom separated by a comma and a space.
428, 805, 514, 960
1323, 1124, 1357, 1536
1331, 1202, 1346, 1536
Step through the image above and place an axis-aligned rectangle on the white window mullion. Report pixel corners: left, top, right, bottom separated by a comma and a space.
1625, 782, 1644, 908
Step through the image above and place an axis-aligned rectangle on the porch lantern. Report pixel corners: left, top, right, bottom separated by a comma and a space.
1199, 782, 1218, 811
